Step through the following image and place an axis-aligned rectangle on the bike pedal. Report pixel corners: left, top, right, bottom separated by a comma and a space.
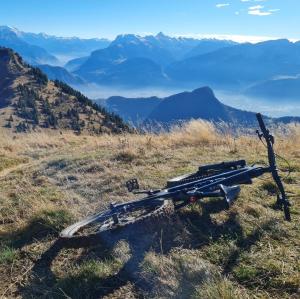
126, 178, 139, 192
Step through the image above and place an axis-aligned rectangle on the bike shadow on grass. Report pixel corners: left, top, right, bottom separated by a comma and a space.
17, 198, 275, 299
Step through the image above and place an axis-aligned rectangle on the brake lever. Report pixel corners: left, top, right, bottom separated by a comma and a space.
256, 129, 263, 141
256, 129, 274, 145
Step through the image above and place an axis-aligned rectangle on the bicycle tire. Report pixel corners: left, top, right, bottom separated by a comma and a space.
60, 199, 174, 239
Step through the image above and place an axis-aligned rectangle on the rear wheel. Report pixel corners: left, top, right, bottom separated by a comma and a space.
60, 199, 174, 239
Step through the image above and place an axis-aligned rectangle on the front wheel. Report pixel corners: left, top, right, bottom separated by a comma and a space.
60, 199, 174, 239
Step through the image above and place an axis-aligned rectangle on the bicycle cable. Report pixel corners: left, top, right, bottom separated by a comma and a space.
257, 137, 292, 181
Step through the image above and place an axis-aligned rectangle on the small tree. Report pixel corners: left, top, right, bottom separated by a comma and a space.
6, 121, 12, 128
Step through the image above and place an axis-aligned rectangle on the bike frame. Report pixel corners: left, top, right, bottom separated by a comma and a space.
110, 113, 291, 221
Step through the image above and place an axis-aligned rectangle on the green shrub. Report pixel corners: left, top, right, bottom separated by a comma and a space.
0, 246, 18, 264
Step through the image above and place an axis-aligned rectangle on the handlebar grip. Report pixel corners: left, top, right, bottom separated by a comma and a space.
256, 113, 268, 134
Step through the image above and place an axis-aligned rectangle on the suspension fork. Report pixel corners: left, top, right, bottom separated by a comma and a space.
256, 113, 291, 221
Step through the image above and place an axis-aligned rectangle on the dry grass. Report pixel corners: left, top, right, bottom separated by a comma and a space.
0, 120, 299, 298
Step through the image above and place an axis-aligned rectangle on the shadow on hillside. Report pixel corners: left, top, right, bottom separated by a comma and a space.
17, 199, 273, 299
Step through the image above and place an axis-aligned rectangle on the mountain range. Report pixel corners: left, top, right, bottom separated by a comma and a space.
1, 45, 299, 135
71, 35, 300, 102
18, 31, 110, 59
0, 26, 58, 65
73, 33, 238, 87
166, 39, 300, 89
1, 26, 300, 104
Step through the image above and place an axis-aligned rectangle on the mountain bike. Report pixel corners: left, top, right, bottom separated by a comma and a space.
60, 113, 291, 239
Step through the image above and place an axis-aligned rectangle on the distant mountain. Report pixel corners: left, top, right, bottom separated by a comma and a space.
100, 96, 162, 122
74, 34, 175, 84
0, 47, 129, 134
65, 56, 89, 72
166, 39, 300, 88
0, 26, 58, 65
18, 31, 110, 58
147, 87, 257, 124
102, 87, 300, 126
246, 76, 300, 100
37, 64, 85, 86
83, 57, 168, 87
184, 39, 237, 58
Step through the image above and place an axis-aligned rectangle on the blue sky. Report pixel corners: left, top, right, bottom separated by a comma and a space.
0, 0, 299, 41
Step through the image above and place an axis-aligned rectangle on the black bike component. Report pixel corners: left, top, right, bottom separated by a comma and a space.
126, 178, 139, 192
198, 160, 246, 174
219, 184, 241, 208
186, 184, 240, 208
110, 203, 119, 224
256, 113, 291, 221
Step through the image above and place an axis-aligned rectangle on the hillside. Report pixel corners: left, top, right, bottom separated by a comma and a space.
0, 120, 299, 298
37, 64, 85, 86
0, 47, 129, 134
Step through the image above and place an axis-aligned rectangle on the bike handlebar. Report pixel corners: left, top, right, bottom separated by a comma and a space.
256, 113, 267, 135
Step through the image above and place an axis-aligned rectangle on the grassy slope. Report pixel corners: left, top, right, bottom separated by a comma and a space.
0, 121, 299, 299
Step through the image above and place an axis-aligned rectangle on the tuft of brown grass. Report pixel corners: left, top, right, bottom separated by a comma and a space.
167, 120, 219, 147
